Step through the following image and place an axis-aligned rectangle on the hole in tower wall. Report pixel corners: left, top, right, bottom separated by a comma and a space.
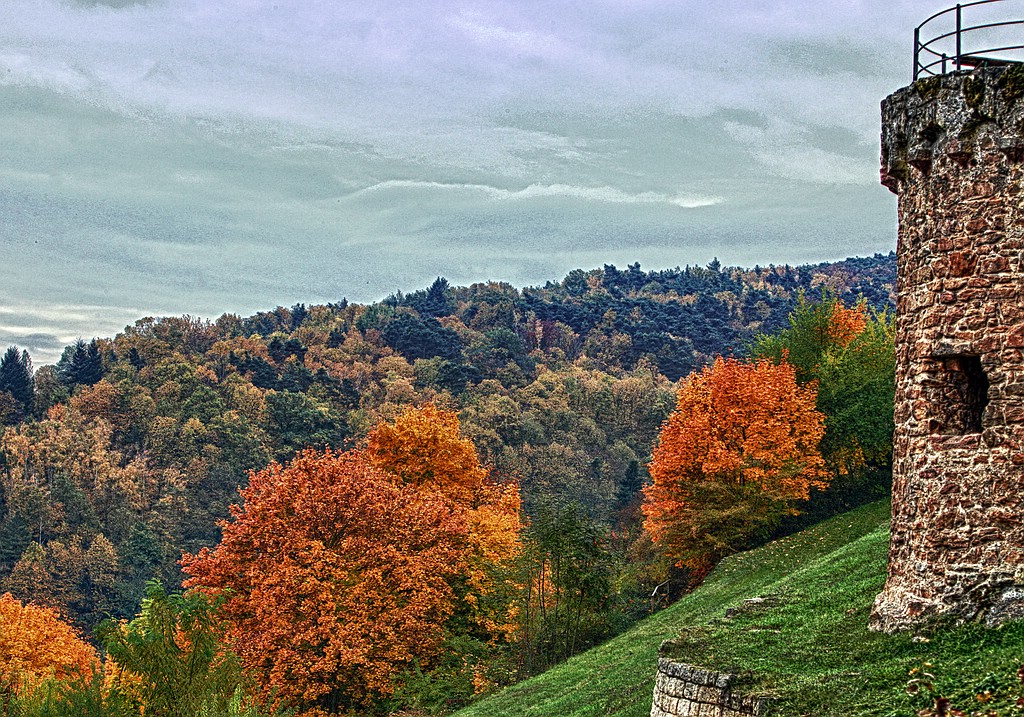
932, 354, 989, 435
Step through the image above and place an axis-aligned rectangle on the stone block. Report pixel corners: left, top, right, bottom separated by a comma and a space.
1007, 325, 1024, 349
948, 252, 977, 276
650, 661, 764, 717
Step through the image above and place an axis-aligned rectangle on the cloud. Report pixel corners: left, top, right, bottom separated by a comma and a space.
347, 180, 722, 208
0, 332, 65, 351
449, 10, 573, 61
512, 184, 721, 208
722, 118, 877, 185
0, 0, 925, 354
64, 0, 150, 6
0, 0, 919, 133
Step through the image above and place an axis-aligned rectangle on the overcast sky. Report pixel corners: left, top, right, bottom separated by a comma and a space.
0, 0, 987, 364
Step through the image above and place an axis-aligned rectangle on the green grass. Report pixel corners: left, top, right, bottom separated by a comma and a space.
455, 500, 1024, 717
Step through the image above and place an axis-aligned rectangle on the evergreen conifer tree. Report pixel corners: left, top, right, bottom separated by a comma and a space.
420, 276, 453, 317
59, 338, 104, 387
0, 345, 34, 416
127, 347, 146, 370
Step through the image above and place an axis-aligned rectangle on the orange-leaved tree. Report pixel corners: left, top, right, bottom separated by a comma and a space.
365, 402, 488, 505
366, 403, 522, 691
0, 592, 97, 695
642, 357, 828, 579
826, 301, 868, 349
182, 449, 472, 716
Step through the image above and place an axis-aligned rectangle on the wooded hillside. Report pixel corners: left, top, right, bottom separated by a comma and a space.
0, 254, 894, 631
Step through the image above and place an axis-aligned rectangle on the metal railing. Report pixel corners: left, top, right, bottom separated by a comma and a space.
915, 0, 1024, 80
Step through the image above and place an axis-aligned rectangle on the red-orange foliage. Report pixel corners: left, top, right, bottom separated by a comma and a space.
826, 301, 868, 349
366, 403, 523, 666
642, 357, 828, 576
184, 405, 524, 713
0, 593, 97, 694
366, 402, 488, 506
182, 449, 468, 714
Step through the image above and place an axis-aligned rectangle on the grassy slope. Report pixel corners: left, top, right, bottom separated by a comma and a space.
456, 500, 1024, 717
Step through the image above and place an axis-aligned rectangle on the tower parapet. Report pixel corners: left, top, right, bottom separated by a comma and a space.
871, 65, 1024, 631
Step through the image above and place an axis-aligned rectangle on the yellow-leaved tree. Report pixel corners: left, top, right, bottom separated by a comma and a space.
0, 593, 97, 696
366, 403, 522, 691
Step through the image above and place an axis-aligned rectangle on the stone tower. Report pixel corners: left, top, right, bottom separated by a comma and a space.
871, 66, 1024, 632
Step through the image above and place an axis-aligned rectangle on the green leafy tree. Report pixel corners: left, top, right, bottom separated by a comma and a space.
265, 391, 346, 460
97, 582, 273, 717
29, 367, 67, 420
517, 501, 614, 676
751, 291, 895, 518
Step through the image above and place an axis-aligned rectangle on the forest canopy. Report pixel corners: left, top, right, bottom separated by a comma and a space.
0, 254, 896, 716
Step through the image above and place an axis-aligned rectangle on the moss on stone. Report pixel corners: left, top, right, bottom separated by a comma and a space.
964, 75, 986, 110
915, 75, 943, 100
958, 114, 993, 142
999, 64, 1024, 103
888, 158, 910, 182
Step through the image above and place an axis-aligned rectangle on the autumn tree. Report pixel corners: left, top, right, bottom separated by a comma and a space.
365, 402, 489, 505
0, 593, 97, 696
2, 544, 57, 616
751, 291, 895, 515
366, 403, 523, 697
183, 450, 472, 715
642, 357, 828, 578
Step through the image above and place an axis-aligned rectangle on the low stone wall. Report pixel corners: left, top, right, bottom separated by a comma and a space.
650, 658, 768, 717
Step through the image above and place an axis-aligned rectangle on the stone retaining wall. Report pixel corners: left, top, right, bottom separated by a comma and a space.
650, 659, 767, 717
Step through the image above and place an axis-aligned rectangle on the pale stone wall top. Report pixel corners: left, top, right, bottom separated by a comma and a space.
650, 659, 767, 717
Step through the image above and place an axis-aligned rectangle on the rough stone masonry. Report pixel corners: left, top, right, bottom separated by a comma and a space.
871, 66, 1024, 632
649, 659, 767, 717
